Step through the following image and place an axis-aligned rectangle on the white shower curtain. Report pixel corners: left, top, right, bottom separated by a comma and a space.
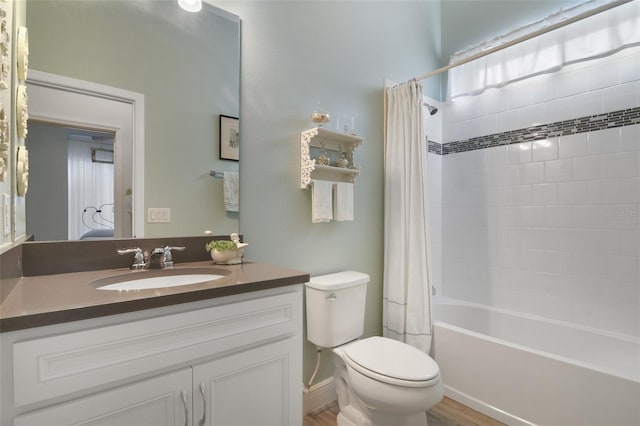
68, 140, 114, 240
383, 80, 433, 353
448, 0, 640, 98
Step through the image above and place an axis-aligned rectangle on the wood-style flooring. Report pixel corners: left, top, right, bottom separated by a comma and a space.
303, 397, 506, 426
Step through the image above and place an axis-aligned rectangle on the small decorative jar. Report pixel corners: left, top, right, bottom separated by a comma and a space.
316, 142, 330, 166
333, 144, 349, 168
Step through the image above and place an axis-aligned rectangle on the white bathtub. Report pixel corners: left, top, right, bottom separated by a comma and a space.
432, 299, 640, 426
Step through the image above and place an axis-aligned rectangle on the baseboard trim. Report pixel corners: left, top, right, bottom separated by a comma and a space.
303, 377, 337, 415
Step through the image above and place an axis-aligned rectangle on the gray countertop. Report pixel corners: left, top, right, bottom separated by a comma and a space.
0, 260, 309, 332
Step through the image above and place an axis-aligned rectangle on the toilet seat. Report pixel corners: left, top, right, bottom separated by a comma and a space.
343, 336, 440, 388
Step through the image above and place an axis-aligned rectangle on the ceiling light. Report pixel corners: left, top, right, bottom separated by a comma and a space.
178, 0, 202, 13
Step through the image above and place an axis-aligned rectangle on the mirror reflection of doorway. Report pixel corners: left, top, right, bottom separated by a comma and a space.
26, 70, 143, 241
26, 123, 117, 241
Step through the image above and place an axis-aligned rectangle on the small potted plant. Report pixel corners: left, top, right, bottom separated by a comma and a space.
206, 239, 238, 264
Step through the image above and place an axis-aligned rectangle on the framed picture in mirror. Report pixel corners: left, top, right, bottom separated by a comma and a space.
219, 114, 239, 161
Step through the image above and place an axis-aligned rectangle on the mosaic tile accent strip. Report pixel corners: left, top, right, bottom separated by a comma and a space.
433, 106, 640, 155
427, 139, 442, 154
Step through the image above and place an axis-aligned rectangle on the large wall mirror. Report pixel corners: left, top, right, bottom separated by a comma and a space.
24, 0, 240, 241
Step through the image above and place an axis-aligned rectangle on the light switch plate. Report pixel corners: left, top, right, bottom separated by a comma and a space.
147, 207, 170, 223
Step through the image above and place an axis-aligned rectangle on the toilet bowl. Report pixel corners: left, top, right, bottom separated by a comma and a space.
332, 336, 443, 426
305, 271, 443, 426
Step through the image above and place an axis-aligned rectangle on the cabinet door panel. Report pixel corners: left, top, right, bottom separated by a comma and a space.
194, 339, 299, 426
14, 369, 192, 426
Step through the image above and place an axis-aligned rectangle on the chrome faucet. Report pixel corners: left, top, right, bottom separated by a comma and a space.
117, 247, 146, 270
162, 245, 185, 268
148, 246, 186, 269
117, 246, 186, 269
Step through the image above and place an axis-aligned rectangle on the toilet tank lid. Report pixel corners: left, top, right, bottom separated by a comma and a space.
306, 271, 370, 290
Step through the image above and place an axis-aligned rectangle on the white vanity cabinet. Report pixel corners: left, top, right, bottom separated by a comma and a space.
3, 285, 303, 426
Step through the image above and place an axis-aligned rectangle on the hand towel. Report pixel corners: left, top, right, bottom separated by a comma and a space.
223, 172, 239, 212
334, 182, 354, 221
311, 179, 333, 223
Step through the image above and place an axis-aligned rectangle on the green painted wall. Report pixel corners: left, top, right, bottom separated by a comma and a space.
215, 0, 442, 386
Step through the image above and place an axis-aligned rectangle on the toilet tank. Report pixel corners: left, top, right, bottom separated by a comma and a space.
305, 271, 369, 348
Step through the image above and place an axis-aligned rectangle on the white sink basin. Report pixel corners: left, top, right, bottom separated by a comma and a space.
91, 268, 229, 291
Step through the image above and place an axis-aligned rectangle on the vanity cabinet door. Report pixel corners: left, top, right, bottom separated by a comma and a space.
193, 338, 302, 426
13, 369, 192, 426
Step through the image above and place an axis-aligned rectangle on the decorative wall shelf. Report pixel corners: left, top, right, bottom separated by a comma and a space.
300, 127, 363, 189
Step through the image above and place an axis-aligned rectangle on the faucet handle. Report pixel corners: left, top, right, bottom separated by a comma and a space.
117, 247, 146, 270
162, 246, 186, 268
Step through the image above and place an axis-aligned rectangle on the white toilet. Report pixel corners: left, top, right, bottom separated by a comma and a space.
305, 271, 443, 426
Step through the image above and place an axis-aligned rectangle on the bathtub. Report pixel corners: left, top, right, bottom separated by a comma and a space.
432, 299, 640, 426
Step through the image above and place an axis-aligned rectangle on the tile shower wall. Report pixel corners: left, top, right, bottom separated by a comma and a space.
439, 48, 640, 336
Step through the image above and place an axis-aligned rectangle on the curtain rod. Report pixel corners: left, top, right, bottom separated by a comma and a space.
414, 0, 634, 82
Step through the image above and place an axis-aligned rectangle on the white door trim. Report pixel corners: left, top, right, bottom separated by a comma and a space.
26, 69, 145, 237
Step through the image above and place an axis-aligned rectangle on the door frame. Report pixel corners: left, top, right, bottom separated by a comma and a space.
26, 69, 145, 238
